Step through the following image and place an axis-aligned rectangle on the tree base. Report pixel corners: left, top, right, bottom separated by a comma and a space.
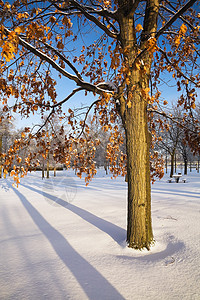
127, 239, 154, 251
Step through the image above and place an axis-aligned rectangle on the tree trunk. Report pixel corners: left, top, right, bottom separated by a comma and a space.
42, 159, 45, 179
125, 98, 153, 249
184, 159, 187, 175
165, 152, 168, 174
42, 167, 44, 179
175, 152, 177, 173
104, 164, 108, 175
54, 166, 56, 177
0, 135, 2, 179
46, 152, 50, 178
198, 158, 199, 173
170, 151, 175, 178
118, 0, 159, 249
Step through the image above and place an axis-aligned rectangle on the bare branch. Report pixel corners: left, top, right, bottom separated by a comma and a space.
77, 99, 101, 138
2, 51, 29, 72
52, 0, 119, 39
156, 0, 198, 39
52, 87, 83, 108
158, 47, 200, 87
3, 27, 113, 96
52, 0, 118, 19
160, 4, 198, 32
148, 107, 200, 134
40, 40, 83, 81
34, 109, 55, 136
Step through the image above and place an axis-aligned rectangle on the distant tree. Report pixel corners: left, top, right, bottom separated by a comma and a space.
0, 0, 199, 249
177, 136, 197, 175
87, 117, 110, 172
32, 115, 66, 177
193, 102, 200, 172
86, 116, 126, 175
0, 115, 15, 177
178, 140, 189, 175
153, 107, 185, 177
178, 102, 200, 174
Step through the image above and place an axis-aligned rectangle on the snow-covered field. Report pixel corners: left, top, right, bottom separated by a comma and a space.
0, 169, 200, 300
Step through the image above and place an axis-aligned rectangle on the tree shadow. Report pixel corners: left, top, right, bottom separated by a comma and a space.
19, 170, 126, 193
0, 179, 10, 192
152, 189, 200, 200
9, 183, 125, 300
116, 235, 185, 264
20, 182, 126, 246
0, 207, 67, 299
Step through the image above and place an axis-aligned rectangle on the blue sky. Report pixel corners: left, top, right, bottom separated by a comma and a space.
12, 60, 193, 130
4, 0, 199, 130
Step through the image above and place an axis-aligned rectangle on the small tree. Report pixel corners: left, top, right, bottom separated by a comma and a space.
154, 107, 185, 177
0, 115, 15, 177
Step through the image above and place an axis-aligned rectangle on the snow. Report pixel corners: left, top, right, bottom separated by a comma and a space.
0, 169, 200, 300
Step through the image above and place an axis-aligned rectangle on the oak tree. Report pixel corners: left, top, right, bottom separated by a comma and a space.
0, 0, 199, 249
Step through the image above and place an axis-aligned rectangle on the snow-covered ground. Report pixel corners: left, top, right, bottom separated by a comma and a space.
0, 169, 199, 300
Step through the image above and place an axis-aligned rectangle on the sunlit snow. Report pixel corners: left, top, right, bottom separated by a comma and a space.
0, 169, 199, 299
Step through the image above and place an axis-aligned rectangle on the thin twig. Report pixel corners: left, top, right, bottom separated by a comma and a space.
77, 99, 101, 138
148, 107, 200, 134
158, 47, 200, 87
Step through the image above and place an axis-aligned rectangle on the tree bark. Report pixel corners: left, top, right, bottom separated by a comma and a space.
170, 152, 175, 178
184, 159, 187, 175
125, 93, 153, 249
117, 0, 159, 249
0, 135, 2, 179
46, 152, 50, 178
175, 152, 177, 173
42, 167, 44, 179
42, 159, 45, 179
104, 164, 108, 175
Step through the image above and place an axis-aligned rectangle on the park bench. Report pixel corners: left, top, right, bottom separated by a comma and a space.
168, 178, 174, 183
168, 173, 183, 183
168, 175, 187, 183
172, 173, 182, 183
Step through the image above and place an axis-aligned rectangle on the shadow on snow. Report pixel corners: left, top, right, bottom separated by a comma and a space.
20, 182, 126, 246
8, 181, 125, 300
